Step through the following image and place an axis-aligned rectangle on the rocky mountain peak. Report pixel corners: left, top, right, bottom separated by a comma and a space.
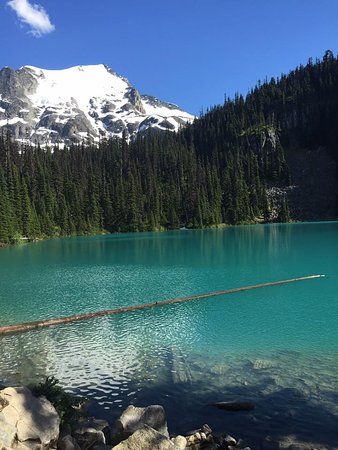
0, 64, 194, 146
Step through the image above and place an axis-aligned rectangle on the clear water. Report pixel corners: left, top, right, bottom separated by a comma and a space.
0, 223, 337, 448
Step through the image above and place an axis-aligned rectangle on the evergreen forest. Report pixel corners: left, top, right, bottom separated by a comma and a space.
1, 51, 338, 244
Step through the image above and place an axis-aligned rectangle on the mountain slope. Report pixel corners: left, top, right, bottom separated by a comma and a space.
0, 64, 194, 145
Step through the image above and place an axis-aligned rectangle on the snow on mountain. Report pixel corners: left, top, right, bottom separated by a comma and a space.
0, 64, 194, 146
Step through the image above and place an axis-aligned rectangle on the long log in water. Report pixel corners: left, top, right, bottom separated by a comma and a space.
0, 274, 325, 336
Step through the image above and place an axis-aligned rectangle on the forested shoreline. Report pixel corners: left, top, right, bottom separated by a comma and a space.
0, 129, 289, 244
2, 51, 338, 245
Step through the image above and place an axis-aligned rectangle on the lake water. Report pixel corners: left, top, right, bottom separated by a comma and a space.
0, 223, 337, 449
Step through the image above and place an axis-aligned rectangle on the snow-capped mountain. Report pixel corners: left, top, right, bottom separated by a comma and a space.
0, 64, 194, 145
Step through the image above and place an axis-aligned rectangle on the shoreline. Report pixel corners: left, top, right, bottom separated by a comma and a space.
1, 376, 335, 450
0, 383, 253, 450
2, 218, 338, 250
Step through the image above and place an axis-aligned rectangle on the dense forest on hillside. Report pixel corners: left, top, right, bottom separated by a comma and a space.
1, 51, 338, 244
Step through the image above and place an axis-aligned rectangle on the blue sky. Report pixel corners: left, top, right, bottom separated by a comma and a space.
2, 0, 338, 114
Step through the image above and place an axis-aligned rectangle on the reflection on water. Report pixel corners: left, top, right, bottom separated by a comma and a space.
0, 223, 338, 448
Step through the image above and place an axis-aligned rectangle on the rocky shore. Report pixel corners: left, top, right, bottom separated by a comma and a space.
0, 385, 251, 450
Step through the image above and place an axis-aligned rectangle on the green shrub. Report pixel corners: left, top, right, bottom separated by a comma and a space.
30, 376, 86, 424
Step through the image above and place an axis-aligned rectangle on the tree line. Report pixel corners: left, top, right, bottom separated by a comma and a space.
2, 51, 338, 244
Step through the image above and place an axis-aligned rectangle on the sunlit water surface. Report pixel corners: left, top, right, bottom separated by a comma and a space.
0, 223, 338, 448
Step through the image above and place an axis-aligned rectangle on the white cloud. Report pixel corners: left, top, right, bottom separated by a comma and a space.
7, 0, 55, 37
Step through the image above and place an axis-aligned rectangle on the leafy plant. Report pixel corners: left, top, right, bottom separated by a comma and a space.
30, 376, 86, 424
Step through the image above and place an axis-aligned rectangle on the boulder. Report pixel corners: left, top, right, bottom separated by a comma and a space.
58, 435, 81, 450
92, 446, 114, 450
73, 418, 111, 447
0, 415, 17, 448
185, 423, 216, 448
170, 435, 186, 449
223, 435, 237, 446
185, 424, 212, 438
112, 425, 177, 450
0, 386, 60, 449
113, 405, 168, 444
72, 427, 106, 449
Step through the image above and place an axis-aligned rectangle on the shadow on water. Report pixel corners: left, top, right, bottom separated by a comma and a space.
83, 377, 338, 449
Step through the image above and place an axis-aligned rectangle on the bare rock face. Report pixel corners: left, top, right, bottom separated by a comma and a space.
113, 404, 169, 445
0, 386, 60, 449
112, 425, 177, 450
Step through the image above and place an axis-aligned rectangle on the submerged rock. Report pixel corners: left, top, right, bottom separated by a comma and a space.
0, 386, 60, 449
252, 359, 275, 370
211, 401, 255, 411
209, 363, 230, 376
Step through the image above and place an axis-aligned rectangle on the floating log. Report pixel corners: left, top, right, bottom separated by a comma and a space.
0, 274, 325, 336
211, 401, 255, 411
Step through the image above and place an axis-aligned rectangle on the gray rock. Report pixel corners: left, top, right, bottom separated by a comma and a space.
92, 446, 114, 450
170, 435, 186, 449
141, 95, 178, 111
224, 434, 237, 446
101, 101, 116, 114
125, 88, 146, 114
102, 117, 126, 134
112, 425, 176, 450
0, 414, 17, 448
73, 427, 106, 450
58, 435, 81, 450
113, 404, 168, 444
73, 418, 111, 444
158, 119, 176, 130
0, 386, 60, 449
0, 67, 38, 98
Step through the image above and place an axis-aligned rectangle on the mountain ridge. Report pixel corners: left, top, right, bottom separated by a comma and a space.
0, 64, 194, 146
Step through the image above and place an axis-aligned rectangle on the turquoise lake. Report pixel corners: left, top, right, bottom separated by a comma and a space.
0, 223, 338, 448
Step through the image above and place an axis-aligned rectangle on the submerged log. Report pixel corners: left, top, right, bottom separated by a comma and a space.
211, 401, 255, 411
171, 347, 193, 384
0, 274, 325, 336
